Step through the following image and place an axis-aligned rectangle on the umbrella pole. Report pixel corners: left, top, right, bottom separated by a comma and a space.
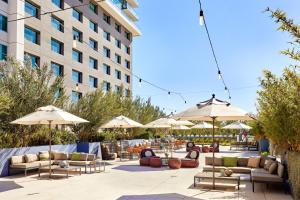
212, 117, 216, 189
49, 121, 52, 178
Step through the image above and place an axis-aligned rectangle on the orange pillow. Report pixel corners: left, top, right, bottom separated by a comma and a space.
247, 157, 261, 168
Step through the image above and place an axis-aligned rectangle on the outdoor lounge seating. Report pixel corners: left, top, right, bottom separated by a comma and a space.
139, 149, 159, 166
181, 150, 200, 168
101, 144, 117, 160
186, 142, 195, 152
9, 151, 98, 176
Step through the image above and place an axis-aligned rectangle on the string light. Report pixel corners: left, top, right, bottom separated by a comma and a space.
198, 0, 231, 101
138, 78, 142, 87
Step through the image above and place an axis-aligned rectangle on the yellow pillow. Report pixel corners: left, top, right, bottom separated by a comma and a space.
247, 157, 261, 168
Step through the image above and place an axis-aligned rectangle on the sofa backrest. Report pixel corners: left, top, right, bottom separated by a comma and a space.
140, 149, 155, 158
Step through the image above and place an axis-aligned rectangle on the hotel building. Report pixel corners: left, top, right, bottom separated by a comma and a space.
0, 0, 141, 102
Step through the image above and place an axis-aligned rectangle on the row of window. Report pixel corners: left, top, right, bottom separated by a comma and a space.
25, 0, 132, 40
71, 68, 131, 85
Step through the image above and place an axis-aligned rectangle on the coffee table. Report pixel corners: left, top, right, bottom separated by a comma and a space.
39, 165, 82, 178
194, 172, 240, 190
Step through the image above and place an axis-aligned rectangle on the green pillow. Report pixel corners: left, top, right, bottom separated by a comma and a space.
223, 157, 238, 167
71, 153, 81, 161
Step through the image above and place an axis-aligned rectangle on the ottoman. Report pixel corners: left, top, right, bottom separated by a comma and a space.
140, 157, 150, 166
149, 157, 162, 168
168, 158, 181, 169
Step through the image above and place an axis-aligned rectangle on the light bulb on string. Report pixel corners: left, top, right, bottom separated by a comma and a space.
138, 78, 142, 87
73, 36, 78, 48
218, 70, 221, 80
199, 10, 204, 26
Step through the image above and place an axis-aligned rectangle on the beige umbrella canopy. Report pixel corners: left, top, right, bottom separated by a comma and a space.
191, 122, 217, 129
11, 105, 89, 177
174, 94, 253, 189
144, 118, 189, 128
171, 125, 191, 130
100, 115, 143, 129
100, 116, 143, 161
222, 121, 252, 130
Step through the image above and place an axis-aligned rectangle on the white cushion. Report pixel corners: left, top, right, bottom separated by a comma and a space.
145, 151, 152, 157
190, 151, 197, 159
188, 143, 193, 147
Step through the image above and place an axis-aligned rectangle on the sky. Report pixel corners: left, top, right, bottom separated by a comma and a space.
131, 0, 300, 115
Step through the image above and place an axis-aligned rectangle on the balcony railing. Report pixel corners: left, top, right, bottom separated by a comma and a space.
110, 0, 138, 22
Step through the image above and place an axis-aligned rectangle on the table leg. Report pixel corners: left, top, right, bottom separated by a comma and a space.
238, 178, 240, 190
67, 170, 69, 178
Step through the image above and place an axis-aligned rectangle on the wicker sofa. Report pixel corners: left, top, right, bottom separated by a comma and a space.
203, 156, 287, 192
9, 151, 97, 176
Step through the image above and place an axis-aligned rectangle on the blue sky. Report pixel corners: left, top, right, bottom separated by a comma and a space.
131, 0, 300, 114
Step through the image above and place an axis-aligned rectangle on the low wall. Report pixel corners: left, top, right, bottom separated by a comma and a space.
0, 142, 101, 177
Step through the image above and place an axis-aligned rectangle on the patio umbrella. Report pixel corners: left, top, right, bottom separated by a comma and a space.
11, 105, 89, 177
191, 122, 217, 129
171, 125, 191, 130
222, 121, 252, 130
174, 94, 253, 189
100, 115, 143, 161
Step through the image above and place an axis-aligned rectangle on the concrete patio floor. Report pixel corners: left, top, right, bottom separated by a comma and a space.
0, 147, 293, 200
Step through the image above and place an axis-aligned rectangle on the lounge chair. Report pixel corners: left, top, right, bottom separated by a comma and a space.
181, 150, 200, 168
139, 149, 159, 166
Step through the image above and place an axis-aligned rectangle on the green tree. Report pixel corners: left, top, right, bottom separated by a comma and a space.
0, 58, 68, 146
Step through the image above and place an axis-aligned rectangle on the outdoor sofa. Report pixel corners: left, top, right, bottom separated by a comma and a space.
202, 156, 287, 192
181, 150, 200, 168
9, 151, 98, 176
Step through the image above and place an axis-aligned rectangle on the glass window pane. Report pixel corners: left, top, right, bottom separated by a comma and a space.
25, 27, 38, 44
0, 14, 7, 32
25, 1, 39, 18
0, 44, 7, 60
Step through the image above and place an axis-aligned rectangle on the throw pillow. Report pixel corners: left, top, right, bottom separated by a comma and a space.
264, 160, 274, 170
190, 151, 198, 159
39, 152, 50, 161
71, 153, 81, 161
269, 162, 278, 174
205, 157, 213, 165
24, 154, 38, 163
187, 142, 194, 147
145, 150, 152, 157
237, 157, 249, 167
80, 153, 88, 161
277, 163, 284, 178
223, 157, 238, 167
214, 157, 223, 166
247, 157, 260, 168
11, 155, 25, 164
259, 156, 267, 168
53, 152, 68, 160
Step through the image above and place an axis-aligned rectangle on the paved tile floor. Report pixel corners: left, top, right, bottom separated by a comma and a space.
0, 146, 293, 200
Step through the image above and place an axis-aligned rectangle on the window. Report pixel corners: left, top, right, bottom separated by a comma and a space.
24, 53, 40, 67
51, 62, 64, 76
125, 60, 130, 69
115, 23, 121, 33
103, 47, 110, 58
103, 31, 110, 41
25, 0, 40, 19
72, 70, 82, 83
0, 44, 7, 60
115, 39, 121, 49
52, 0, 63, 9
72, 49, 82, 63
89, 1, 97, 14
102, 81, 110, 91
103, 64, 110, 75
51, 38, 64, 55
89, 20, 98, 32
24, 26, 40, 44
115, 54, 121, 64
125, 31, 131, 41
125, 46, 130, 54
89, 76, 98, 88
115, 85, 121, 92
125, 74, 130, 83
115, 69, 121, 80
103, 13, 110, 24
51, 15, 64, 32
125, 89, 130, 97
73, 28, 82, 42
89, 38, 98, 51
89, 57, 98, 70
0, 14, 7, 32
72, 91, 82, 103
73, 9, 82, 22
1, 0, 8, 3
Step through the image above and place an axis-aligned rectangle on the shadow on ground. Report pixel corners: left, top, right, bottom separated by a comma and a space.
0, 181, 23, 192
112, 165, 168, 172
117, 193, 205, 200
